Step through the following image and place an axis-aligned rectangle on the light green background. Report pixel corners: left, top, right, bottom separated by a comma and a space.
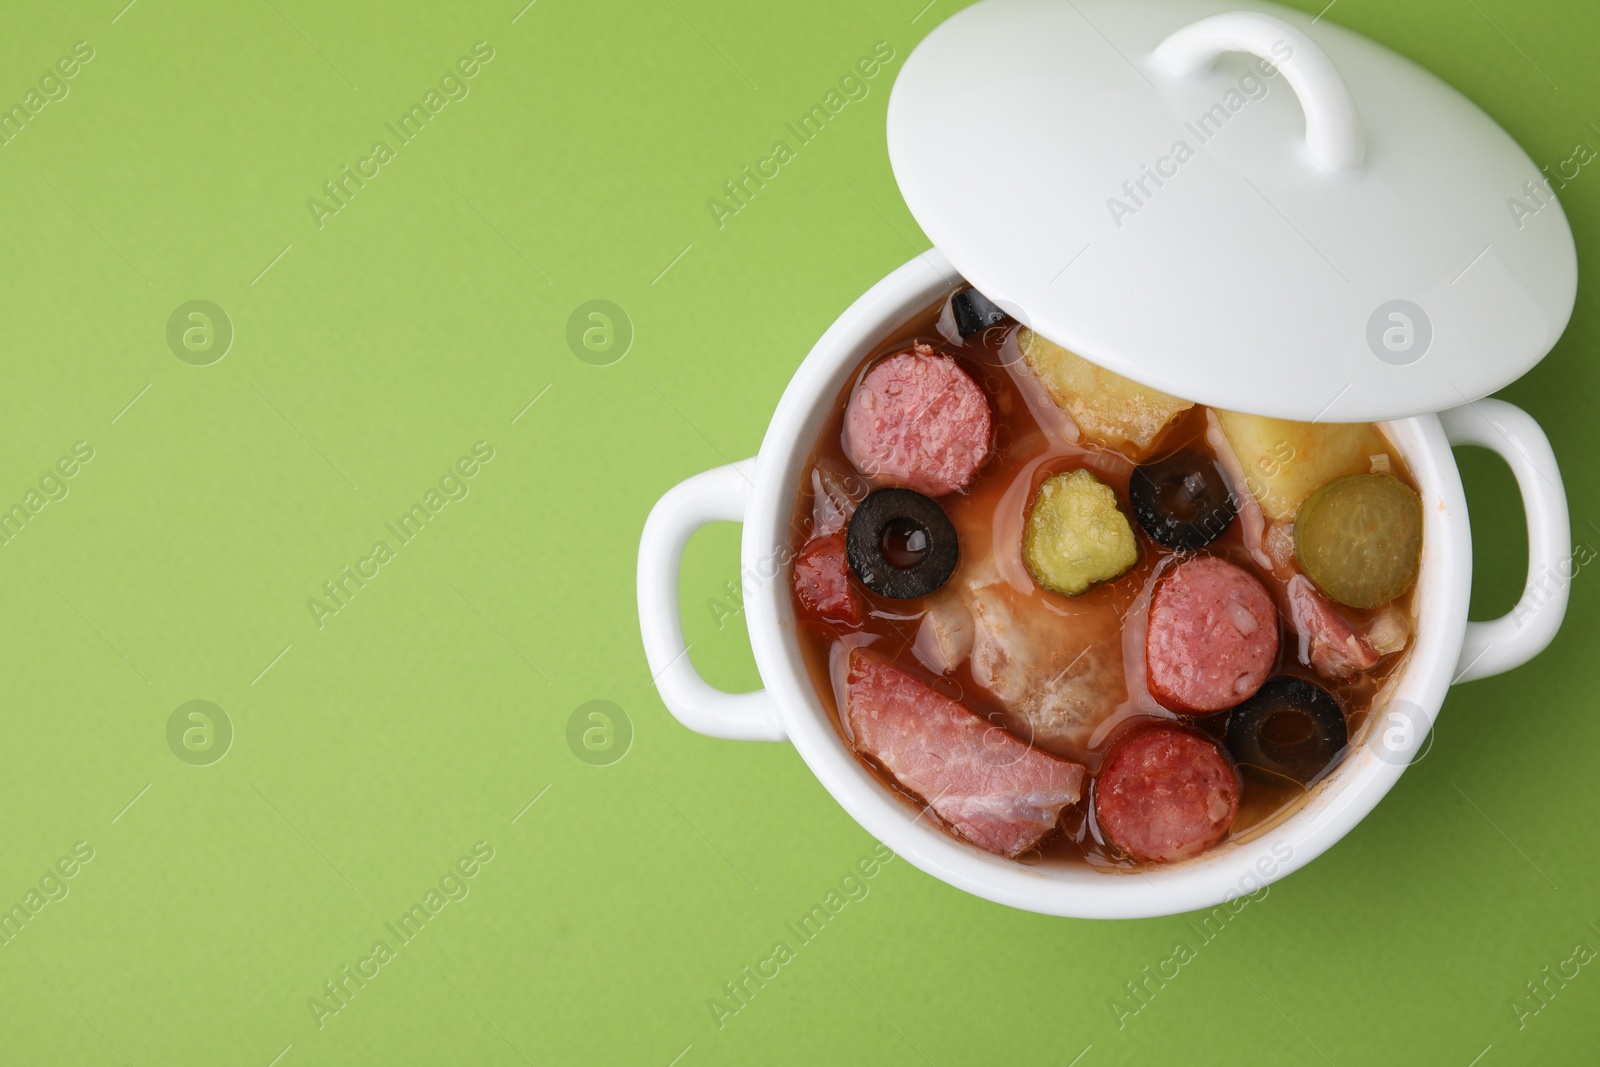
0, 0, 1594, 1063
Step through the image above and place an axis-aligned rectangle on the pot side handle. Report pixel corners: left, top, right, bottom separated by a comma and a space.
1153, 10, 1365, 172
1441, 399, 1571, 684
637, 459, 787, 742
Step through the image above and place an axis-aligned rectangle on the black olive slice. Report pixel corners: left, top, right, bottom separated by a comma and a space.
951, 288, 1007, 338
845, 488, 959, 599
1129, 448, 1237, 550
1224, 676, 1348, 786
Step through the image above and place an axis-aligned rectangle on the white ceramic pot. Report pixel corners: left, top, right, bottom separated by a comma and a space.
637, 249, 1570, 919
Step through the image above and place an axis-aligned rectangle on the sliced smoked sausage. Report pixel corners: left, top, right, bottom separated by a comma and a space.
1094, 725, 1240, 863
843, 344, 991, 497
1145, 556, 1278, 714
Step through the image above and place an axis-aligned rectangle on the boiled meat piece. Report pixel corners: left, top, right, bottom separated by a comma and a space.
965, 572, 1125, 750
1287, 575, 1381, 679
845, 652, 1086, 857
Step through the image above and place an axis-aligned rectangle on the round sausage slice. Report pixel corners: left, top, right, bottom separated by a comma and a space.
1094, 725, 1240, 863
843, 344, 991, 497
1146, 556, 1279, 713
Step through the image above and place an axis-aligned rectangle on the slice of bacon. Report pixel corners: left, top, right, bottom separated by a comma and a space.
845, 652, 1085, 857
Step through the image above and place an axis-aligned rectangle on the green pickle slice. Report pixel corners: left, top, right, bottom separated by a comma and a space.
1024, 469, 1139, 596
1293, 473, 1422, 609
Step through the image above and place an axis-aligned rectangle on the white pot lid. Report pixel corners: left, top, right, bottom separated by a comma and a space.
886, 0, 1577, 421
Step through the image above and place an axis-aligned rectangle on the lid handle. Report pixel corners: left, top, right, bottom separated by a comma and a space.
1153, 11, 1365, 172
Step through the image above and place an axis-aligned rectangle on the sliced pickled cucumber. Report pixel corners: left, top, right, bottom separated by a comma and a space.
1024, 469, 1139, 596
1293, 474, 1422, 609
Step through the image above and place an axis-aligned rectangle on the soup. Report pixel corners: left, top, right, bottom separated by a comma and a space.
787, 284, 1419, 870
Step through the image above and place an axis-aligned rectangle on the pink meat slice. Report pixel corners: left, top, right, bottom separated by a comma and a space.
1287, 575, 1380, 680
1094, 726, 1240, 864
843, 344, 991, 497
1146, 557, 1279, 713
845, 652, 1085, 857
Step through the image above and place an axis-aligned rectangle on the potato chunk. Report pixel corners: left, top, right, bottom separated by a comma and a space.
1024, 469, 1139, 596
1018, 329, 1192, 458
1213, 411, 1391, 522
